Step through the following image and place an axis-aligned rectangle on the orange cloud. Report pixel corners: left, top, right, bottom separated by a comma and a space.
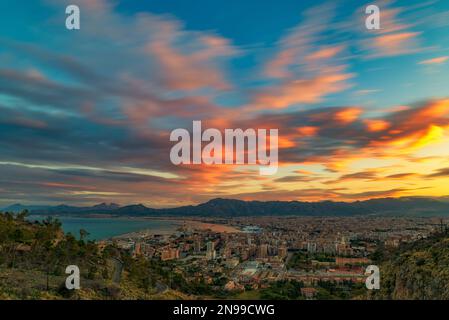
278, 136, 296, 149
410, 99, 449, 122
144, 23, 236, 92
297, 126, 319, 137
265, 48, 298, 79
263, 4, 335, 79
360, 3, 422, 58
306, 45, 344, 61
147, 40, 233, 91
367, 32, 421, 57
375, 7, 410, 34
258, 4, 351, 110
365, 100, 449, 153
364, 119, 390, 132
334, 107, 362, 124
419, 56, 448, 65
254, 70, 353, 109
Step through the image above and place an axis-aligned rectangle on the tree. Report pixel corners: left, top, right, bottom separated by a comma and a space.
79, 229, 90, 241
17, 210, 28, 221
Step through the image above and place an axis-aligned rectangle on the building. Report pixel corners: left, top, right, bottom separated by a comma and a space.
278, 246, 288, 258
206, 241, 216, 260
194, 239, 202, 253
161, 247, 180, 261
258, 244, 268, 259
307, 242, 317, 253
223, 245, 232, 259
335, 257, 370, 266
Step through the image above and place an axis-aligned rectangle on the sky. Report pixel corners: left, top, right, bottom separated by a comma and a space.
1, 0, 449, 207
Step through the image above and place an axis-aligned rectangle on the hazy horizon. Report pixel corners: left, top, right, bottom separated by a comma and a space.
4, 194, 449, 210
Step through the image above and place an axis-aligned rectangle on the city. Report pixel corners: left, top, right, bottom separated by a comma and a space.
2, 0, 449, 313
103, 216, 443, 298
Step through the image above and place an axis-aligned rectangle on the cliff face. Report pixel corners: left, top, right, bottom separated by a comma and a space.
374, 234, 449, 299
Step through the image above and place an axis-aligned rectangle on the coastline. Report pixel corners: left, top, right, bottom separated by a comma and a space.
182, 220, 241, 233
27, 214, 241, 240
112, 218, 241, 240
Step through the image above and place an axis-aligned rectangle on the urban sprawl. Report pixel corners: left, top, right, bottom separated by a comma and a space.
100, 216, 442, 298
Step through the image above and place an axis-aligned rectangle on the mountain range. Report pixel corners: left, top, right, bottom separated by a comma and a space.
3, 197, 449, 217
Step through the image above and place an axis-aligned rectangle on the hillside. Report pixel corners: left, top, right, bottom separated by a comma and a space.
371, 230, 449, 299
0, 211, 190, 300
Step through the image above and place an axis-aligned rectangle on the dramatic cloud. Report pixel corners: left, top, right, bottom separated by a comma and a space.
254, 4, 353, 110
1, 0, 449, 206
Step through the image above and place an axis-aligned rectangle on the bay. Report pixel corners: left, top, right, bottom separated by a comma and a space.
27, 215, 180, 240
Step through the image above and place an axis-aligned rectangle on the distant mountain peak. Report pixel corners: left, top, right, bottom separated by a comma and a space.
92, 203, 120, 210
5, 196, 449, 217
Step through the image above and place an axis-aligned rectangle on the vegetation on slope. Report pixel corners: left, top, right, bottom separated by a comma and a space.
0, 211, 189, 300
371, 230, 449, 299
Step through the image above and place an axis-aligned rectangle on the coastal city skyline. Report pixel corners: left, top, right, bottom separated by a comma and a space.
1, 0, 449, 209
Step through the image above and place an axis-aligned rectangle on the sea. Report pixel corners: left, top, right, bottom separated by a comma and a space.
27, 215, 181, 241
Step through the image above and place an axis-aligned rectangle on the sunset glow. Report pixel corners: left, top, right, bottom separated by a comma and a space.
1, 0, 449, 207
